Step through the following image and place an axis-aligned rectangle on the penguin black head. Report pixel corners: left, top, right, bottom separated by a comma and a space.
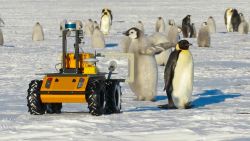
158, 17, 162, 20
176, 40, 192, 50
123, 27, 140, 39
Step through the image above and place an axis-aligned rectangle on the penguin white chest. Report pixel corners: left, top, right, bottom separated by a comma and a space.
101, 16, 111, 34
226, 12, 233, 32
172, 50, 193, 108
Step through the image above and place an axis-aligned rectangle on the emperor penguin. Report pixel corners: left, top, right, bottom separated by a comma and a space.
32, 22, 44, 41
136, 21, 144, 33
197, 22, 210, 47
231, 9, 241, 32
155, 17, 165, 32
207, 16, 216, 33
224, 8, 233, 32
190, 23, 197, 38
91, 26, 105, 48
225, 8, 241, 32
100, 8, 112, 35
238, 13, 249, 34
84, 19, 94, 36
0, 28, 4, 45
182, 15, 192, 38
124, 27, 158, 101
163, 40, 193, 109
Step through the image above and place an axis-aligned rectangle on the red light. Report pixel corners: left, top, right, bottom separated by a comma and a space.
47, 78, 53, 81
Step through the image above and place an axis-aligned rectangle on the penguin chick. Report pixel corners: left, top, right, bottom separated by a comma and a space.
136, 21, 144, 34
32, 22, 44, 41
168, 24, 181, 44
91, 26, 105, 48
197, 22, 210, 47
238, 21, 249, 34
155, 17, 165, 32
207, 16, 216, 33
84, 19, 94, 36
124, 27, 158, 101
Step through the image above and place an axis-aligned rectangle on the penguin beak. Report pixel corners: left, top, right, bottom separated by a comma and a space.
122, 31, 129, 36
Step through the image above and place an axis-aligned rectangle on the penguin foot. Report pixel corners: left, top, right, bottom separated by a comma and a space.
158, 104, 177, 109
184, 102, 193, 109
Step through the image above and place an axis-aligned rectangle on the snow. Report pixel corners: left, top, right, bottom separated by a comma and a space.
0, 0, 250, 140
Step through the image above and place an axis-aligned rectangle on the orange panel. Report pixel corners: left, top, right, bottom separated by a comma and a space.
41, 95, 87, 103
40, 76, 89, 92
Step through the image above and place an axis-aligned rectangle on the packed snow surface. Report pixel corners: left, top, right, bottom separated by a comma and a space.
0, 0, 250, 140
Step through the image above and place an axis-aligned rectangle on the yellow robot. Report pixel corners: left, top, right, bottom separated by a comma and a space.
27, 21, 125, 116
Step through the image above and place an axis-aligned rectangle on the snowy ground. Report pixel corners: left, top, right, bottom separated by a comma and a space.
0, 0, 250, 140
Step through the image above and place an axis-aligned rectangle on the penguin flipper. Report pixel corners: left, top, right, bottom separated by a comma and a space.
164, 50, 181, 91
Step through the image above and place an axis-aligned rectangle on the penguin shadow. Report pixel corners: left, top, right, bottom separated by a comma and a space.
2, 45, 15, 48
125, 106, 164, 112
105, 43, 118, 48
192, 89, 241, 108
218, 32, 228, 34
155, 95, 167, 101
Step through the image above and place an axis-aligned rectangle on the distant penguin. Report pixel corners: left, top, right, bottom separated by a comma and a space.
167, 24, 180, 44
224, 8, 233, 32
32, 22, 44, 41
182, 15, 192, 38
231, 9, 241, 32
239, 13, 245, 22
197, 22, 210, 47
0, 29, 3, 45
190, 23, 196, 38
75, 20, 83, 30
124, 27, 158, 101
84, 19, 94, 36
238, 13, 249, 34
155, 17, 165, 32
225, 8, 241, 32
100, 8, 112, 35
148, 32, 172, 66
238, 22, 249, 34
136, 21, 144, 33
166, 19, 175, 35
163, 40, 193, 109
93, 21, 99, 29
91, 26, 105, 48
0, 17, 4, 27
207, 16, 216, 33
